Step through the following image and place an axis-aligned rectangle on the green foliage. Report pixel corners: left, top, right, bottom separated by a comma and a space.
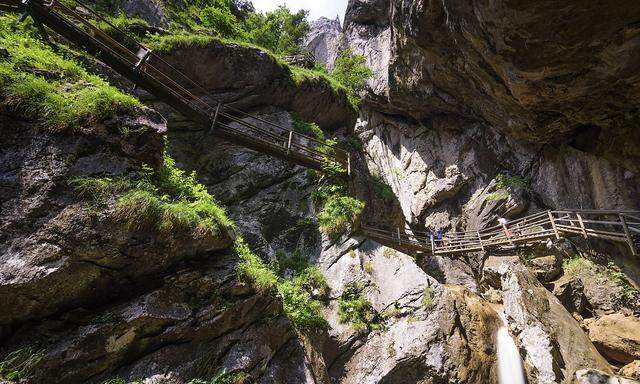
331, 49, 374, 108
291, 114, 325, 141
147, 32, 215, 52
370, 175, 394, 200
0, 15, 140, 131
338, 283, 381, 331
235, 238, 279, 293
317, 194, 365, 235
421, 287, 435, 309
235, 238, 328, 332
102, 379, 144, 384
71, 151, 232, 240
487, 173, 530, 201
187, 369, 249, 384
0, 348, 44, 382
562, 256, 639, 308
243, 6, 309, 55
363, 261, 374, 274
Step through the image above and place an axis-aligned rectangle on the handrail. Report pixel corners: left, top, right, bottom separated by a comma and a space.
13, 0, 350, 175
362, 209, 639, 256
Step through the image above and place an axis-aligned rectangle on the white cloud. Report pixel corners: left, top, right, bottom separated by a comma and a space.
252, 0, 347, 22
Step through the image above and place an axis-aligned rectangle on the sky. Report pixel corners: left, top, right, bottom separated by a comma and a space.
252, 0, 348, 22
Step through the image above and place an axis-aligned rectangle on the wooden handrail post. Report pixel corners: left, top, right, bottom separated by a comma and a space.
548, 210, 560, 239
477, 230, 485, 252
619, 214, 637, 256
576, 213, 587, 239
209, 102, 221, 133
430, 233, 435, 254
347, 153, 351, 177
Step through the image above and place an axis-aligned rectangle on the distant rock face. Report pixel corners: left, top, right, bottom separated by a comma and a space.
304, 17, 343, 70
121, 0, 169, 27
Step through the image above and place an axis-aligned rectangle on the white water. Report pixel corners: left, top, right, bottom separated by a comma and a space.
496, 313, 526, 384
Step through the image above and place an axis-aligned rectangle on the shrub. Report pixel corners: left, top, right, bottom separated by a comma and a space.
331, 49, 374, 108
244, 6, 309, 56
317, 195, 365, 235
337, 283, 380, 331
291, 114, 325, 141
187, 369, 249, 384
487, 173, 530, 201
235, 238, 328, 332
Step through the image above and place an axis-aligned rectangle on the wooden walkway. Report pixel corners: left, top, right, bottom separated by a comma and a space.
362, 210, 640, 256
4, 0, 639, 258
6, 0, 350, 174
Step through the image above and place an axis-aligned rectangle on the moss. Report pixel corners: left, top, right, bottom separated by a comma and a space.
0, 15, 140, 132
363, 261, 374, 274
291, 114, 325, 141
487, 173, 531, 201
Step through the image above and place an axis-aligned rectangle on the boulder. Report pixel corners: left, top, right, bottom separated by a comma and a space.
575, 369, 640, 384
529, 255, 563, 283
587, 314, 640, 364
554, 278, 591, 318
621, 361, 640, 380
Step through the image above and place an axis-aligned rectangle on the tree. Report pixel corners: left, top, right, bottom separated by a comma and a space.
331, 49, 374, 108
244, 6, 310, 55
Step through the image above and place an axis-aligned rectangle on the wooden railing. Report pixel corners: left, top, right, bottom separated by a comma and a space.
8, 0, 350, 175
362, 210, 640, 256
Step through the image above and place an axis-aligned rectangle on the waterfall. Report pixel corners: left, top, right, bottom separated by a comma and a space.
496, 312, 526, 384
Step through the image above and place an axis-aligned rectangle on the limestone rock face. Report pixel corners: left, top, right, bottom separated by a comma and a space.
587, 314, 640, 364
304, 17, 343, 70
121, 0, 169, 27
493, 260, 611, 383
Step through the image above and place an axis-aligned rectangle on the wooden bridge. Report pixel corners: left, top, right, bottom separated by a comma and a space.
3, 0, 639, 258
4, 0, 350, 174
362, 210, 640, 256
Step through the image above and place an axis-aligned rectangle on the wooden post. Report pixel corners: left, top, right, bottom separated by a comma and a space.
397, 227, 401, 245
548, 210, 560, 239
619, 214, 637, 256
286, 131, 293, 154
576, 213, 588, 239
477, 230, 485, 252
209, 102, 221, 133
347, 153, 351, 177
430, 233, 435, 254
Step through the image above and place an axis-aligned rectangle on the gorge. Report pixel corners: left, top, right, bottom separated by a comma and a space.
0, 0, 639, 383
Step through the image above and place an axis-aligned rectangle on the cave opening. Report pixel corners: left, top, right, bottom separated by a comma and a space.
568, 124, 602, 153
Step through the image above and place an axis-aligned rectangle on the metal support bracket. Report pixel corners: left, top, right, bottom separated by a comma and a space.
133, 47, 151, 73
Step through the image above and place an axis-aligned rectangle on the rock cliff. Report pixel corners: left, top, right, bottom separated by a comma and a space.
1, 0, 640, 383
